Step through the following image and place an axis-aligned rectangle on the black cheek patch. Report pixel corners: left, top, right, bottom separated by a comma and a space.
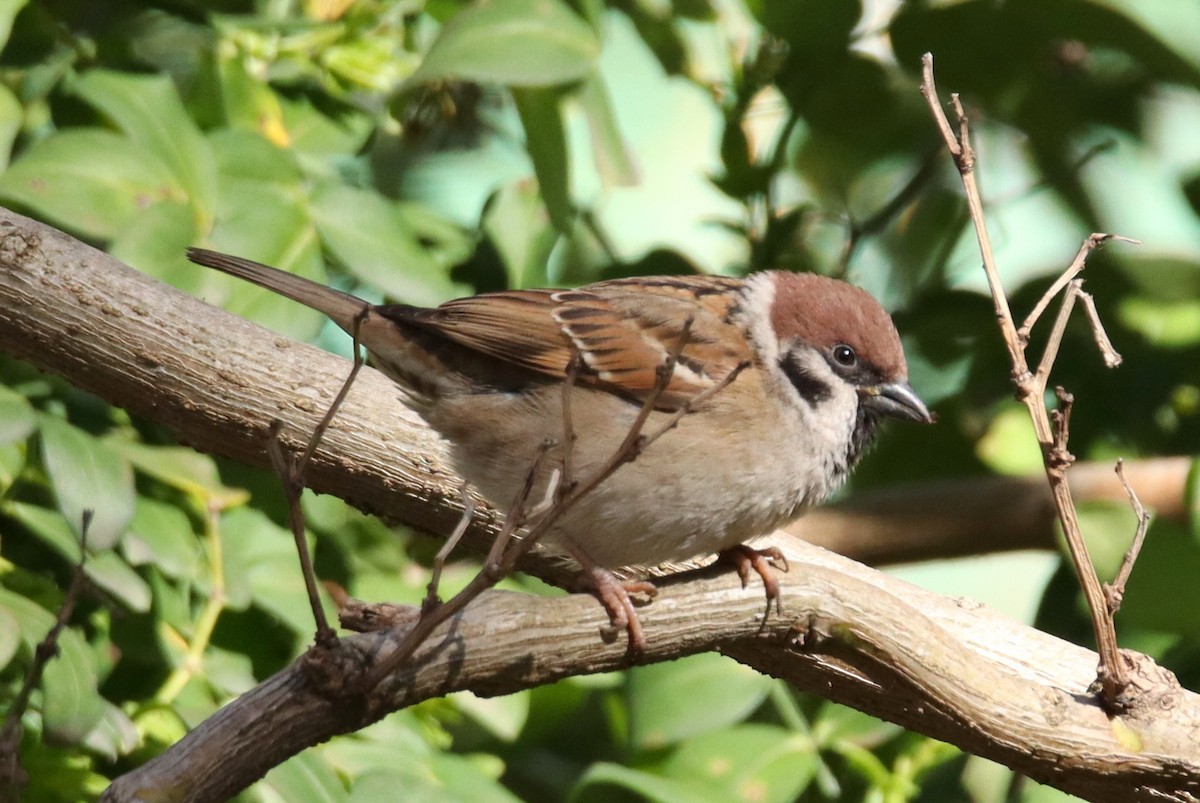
780, 357, 832, 406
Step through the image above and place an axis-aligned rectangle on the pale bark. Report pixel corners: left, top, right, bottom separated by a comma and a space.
0, 209, 1196, 802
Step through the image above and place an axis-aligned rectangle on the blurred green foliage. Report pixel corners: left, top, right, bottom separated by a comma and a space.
0, 0, 1198, 800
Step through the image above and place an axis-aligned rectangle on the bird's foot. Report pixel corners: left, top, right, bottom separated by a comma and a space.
578, 563, 657, 653
717, 544, 788, 615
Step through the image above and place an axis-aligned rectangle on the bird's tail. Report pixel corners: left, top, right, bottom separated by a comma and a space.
187, 248, 368, 334
187, 247, 464, 403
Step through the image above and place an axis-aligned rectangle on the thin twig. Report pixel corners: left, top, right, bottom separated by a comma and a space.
0, 511, 94, 802
484, 437, 560, 573
267, 310, 370, 647
1105, 459, 1151, 614
1034, 282, 1082, 390
920, 64, 961, 159
299, 308, 369, 472
1076, 289, 1123, 368
266, 423, 335, 646
1017, 233, 1139, 345
423, 482, 475, 612
920, 52, 1141, 710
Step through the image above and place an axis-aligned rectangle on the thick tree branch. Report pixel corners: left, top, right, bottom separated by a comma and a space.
0, 209, 1197, 801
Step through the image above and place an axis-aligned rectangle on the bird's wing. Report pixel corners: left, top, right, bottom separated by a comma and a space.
388, 276, 750, 408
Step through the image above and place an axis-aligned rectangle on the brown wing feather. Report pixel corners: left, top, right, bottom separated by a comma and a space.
394, 276, 750, 408
400, 290, 575, 376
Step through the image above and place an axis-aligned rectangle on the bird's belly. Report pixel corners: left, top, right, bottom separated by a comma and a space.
429, 384, 847, 570
450, 427, 827, 569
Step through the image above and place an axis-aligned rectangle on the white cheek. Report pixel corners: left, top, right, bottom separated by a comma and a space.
739, 273, 780, 365
770, 348, 860, 494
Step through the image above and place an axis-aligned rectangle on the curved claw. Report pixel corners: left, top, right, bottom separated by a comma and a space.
565, 541, 657, 653
718, 544, 787, 616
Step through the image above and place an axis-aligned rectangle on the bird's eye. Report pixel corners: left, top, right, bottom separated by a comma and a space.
832, 344, 857, 367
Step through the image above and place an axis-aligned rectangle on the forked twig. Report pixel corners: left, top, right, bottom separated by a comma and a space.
1018, 233, 1137, 344
921, 53, 1144, 710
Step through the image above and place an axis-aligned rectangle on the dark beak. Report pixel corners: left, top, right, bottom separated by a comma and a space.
860, 381, 934, 424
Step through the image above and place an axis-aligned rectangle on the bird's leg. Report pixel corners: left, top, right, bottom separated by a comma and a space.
565, 542, 657, 653
717, 544, 789, 616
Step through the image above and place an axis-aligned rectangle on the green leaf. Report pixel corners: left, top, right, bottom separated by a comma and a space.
0, 442, 23, 493
4, 502, 149, 611
975, 404, 1043, 477
1119, 519, 1200, 637
310, 183, 465, 306
209, 128, 304, 185
571, 762, 708, 803
4, 500, 78, 559
320, 715, 435, 780
1188, 458, 1200, 544
82, 700, 140, 760
574, 13, 747, 274
261, 750, 349, 803
279, 94, 374, 159
811, 702, 904, 748
0, 603, 20, 670
427, 752, 521, 802
513, 86, 574, 233
0, 587, 104, 745
577, 73, 639, 187
627, 653, 773, 750
1118, 296, 1200, 347
71, 70, 218, 227
205, 177, 327, 341
107, 439, 249, 509
660, 726, 818, 803
0, 0, 28, 51
453, 690, 530, 742
0, 383, 35, 444
220, 507, 328, 634
344, 754, 520, 803
0, 81, 22, 172
1075, 501, 1140, 582
39, 416, 135, 551
409, 0, 599, 88
1081, 0, 1200, 77
0, 129, 184, 240
83, 551, 152, 613
122, 497, 199, 580
482, 182, 557, 289
108, 201, 201, 292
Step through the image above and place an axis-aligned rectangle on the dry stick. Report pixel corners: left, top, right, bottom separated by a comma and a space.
1076, 288, 1123, 369
298, 309, 370, 471
266, 425, 335, 646
355, 439, 561, 689
422, 482, 475, 612
1106, 459, 1151, 614
1019, 233, 1138, 353
1034, 280, 1084, 388
267, 309, 371, 647
920, 53, 1139, 708
0, 511, 94, 802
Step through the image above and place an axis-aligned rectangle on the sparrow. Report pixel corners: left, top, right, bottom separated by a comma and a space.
187, 248, 932, 648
